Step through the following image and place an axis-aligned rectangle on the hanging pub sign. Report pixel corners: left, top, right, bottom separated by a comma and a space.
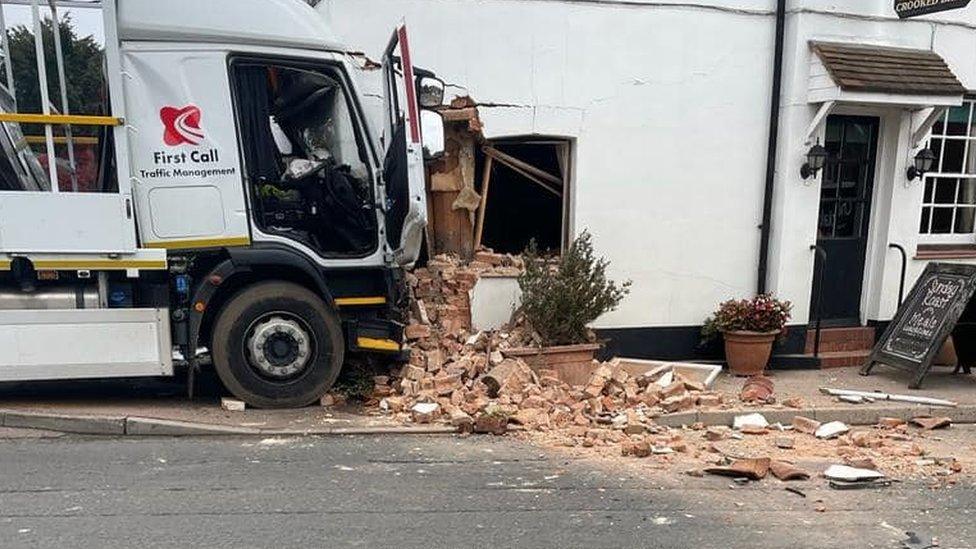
861, 263, 976, 388
895, 0, 971, 19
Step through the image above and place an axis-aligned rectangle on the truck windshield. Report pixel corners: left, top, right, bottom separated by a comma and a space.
232, 61, 377, 257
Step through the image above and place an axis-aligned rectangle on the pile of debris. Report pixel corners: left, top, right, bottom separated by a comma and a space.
365, 251, 728, 441
343, 252, 968, 484
404, 250, 523, 341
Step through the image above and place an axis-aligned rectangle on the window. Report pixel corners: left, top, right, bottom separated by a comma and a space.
231, 60, 377, 257
920, 98, 976, 243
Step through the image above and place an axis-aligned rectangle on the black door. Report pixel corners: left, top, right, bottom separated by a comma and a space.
812, 115, 879, 325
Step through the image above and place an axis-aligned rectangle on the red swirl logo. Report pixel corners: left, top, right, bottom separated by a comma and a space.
160, 105, 204, 146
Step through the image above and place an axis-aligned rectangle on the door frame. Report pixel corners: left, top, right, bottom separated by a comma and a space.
811, 106, 892, 327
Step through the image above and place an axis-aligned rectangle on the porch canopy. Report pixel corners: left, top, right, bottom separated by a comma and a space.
805, 41, 966, 145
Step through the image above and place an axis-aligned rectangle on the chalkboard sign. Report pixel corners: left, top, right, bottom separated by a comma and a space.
861, 263, 976, 388
895, 0, 971, 19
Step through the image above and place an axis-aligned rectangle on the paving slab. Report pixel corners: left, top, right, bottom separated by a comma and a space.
2, 410, 125, 435
0, 426, 65, 439
125, 417, 264, 436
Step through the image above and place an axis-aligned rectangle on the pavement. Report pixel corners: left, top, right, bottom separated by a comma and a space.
0, 373, 430, 436
0, 366, 973, 436
646, 365, 976, 428
0, 433, 973, 548
713, 365, 976, 408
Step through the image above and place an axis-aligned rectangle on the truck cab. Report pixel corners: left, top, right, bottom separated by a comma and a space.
0, 0, 445, 407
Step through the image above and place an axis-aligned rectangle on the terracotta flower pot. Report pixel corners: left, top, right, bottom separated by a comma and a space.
722, 330, 779, 377
502, 343, 603, 387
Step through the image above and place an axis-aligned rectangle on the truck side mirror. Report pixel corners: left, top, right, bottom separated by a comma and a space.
417, 76, 445, 108
420, 110, 445, 159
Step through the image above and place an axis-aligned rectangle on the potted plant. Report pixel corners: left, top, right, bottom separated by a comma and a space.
503, 231, 631, 386
702, 295, 792, 376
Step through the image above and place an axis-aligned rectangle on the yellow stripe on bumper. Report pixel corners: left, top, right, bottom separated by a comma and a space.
32, 260, 167, 270
335, 296, 387, 307
356, 337, 401, 352
145, 236, 250, 250
0, 259, 165, 271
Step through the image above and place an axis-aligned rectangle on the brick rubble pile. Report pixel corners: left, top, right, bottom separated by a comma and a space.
374, 251, 727, 439
355, 252, 968, 483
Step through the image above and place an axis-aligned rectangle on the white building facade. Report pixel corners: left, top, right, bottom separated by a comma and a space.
318, 0, 976, 360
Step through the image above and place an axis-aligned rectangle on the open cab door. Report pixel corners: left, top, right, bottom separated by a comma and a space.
381, 24, 443, 266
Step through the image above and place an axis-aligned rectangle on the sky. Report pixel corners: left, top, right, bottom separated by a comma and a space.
1, 3, 105, 44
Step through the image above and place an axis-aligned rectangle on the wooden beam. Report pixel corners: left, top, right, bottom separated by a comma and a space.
482, 146, 563, 188
497, 159, 561, 197
474, 155, 493, 249
482, 146, 562, 197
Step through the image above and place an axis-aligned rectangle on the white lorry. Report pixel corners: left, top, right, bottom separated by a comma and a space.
0, 0, 446, 407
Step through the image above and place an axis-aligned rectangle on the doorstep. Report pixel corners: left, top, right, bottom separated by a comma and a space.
803, 326, 876, 369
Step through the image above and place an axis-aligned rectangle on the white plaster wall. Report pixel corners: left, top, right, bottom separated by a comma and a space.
321, 0, 777, 328
320, 0, 976, 330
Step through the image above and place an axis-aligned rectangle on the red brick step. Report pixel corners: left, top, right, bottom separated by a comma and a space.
804, 326, 875, 355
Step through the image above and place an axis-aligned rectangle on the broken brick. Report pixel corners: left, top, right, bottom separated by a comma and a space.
851, 431, 884, 448
661, 394, 696, 413
621, 440, 652, 458
878, 417, 907, 429
660, 381, 687, 399
433, 373, 463, 396
403, 364, 426, 381
410, 402, 440, 423
705, 427, 729, 441
792, 416, 821, 435
774, 436, 794, 449
450, 409, 474, 433
769, 461, 810, 481
696, 393, 722, 407
911, 416, 952, 430
782, 396, 804, 409
404, 323, 431, 340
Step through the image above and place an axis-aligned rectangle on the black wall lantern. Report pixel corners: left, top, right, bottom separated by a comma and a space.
800, 143, 828, 179
907, 148, 936, 181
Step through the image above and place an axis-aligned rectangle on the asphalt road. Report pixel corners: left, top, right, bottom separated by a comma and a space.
0, 433, 973, 548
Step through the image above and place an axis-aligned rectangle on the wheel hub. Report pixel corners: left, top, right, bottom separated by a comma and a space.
247, 316, 311, 379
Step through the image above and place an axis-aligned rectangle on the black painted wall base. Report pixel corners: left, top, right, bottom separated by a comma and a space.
770, 354, 821, 370
866, 319, 890, 343
596, 323, 812, 370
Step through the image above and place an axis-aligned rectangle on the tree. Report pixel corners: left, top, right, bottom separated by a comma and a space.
1, 14, 104, 134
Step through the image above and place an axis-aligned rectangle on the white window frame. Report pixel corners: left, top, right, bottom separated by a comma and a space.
919, 97, 976, 244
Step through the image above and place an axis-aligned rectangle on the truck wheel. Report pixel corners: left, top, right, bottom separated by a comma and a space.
211, 281, 343, 409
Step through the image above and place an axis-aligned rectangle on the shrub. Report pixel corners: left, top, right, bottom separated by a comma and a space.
702, 294, 792, 342
518, 231, 631, 346
332, 358, 377, 401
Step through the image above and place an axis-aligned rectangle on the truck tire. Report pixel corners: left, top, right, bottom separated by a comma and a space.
211, 281, 343, 409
